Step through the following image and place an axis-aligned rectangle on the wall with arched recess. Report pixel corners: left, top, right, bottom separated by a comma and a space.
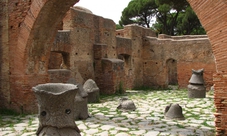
187, 0, 227, 135
7, 0, 79, 113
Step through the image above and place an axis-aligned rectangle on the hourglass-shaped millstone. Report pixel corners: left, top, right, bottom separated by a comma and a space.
189, 69, 204, 85
188, 69, 206, 98
32, 83, 81, 136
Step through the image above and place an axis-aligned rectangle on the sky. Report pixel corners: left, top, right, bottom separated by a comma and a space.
75, 0, 131, 24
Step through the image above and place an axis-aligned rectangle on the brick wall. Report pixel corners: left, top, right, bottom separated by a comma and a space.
0, 0, 80, 113
48, 69, 71, 83
0, 0, 10, 108
213, 72, 227, 135
187, 0, 227, 135
178, 62, 215, 90
100, 58, 125, 94
143, 36, 215, 89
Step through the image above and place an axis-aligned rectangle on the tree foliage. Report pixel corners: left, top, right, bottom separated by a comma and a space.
119, 0, 206, 35
119, 0, 157, 28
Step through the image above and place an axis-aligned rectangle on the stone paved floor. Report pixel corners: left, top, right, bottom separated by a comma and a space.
0, 89, 215, 136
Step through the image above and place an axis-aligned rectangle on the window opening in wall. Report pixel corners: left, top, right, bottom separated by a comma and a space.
48, 51, 70, 69
118, 54, 131, 76
166, 58, 178, 85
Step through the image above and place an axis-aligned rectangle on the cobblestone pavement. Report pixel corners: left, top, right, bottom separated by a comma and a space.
0, 89, 215, 136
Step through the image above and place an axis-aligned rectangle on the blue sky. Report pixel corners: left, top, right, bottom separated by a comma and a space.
75, 0, 131, 24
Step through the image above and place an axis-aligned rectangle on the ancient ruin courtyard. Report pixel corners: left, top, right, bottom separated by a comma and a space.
0, 88, 215, 136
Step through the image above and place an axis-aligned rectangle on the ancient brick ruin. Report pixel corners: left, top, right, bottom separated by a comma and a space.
0, 0, 227, 135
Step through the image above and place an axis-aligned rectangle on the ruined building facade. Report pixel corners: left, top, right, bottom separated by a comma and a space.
47, 7, 215, 95
0, 2, 215, 113
1, 0, 227, 135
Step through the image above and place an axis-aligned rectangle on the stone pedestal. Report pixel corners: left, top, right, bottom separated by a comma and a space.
188, 84, 206, 98
32, 83, 81, 136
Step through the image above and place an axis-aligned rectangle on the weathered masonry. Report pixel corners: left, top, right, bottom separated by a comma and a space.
0, 0, 226, 135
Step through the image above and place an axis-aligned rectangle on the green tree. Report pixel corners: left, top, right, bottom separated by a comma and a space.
153, 0, 189, 35
116, 24, 123, 30
175, 6, 206, 35
120, 0, 205, 35
119, 0, 157, 28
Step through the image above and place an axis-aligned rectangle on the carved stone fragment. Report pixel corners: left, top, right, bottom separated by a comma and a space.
67, 78, 89, 120
83, 79, 100, 103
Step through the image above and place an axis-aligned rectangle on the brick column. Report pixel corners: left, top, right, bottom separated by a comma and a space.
213, 72, 227, 135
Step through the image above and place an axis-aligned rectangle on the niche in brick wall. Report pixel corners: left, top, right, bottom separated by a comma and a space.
48, 51, 71, 83
166, 58, 178, 85
48, 51, 70, 69
118, 54, 132, 76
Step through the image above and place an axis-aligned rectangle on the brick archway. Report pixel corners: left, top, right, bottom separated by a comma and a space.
18, 0, 79, 74
187, 0, 227, 135
9, 0, 79, 113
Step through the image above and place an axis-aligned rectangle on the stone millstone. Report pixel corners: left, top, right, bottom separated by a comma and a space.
117, 97, 136, 111
32, 83, 81, 136
164, 103, 185, 120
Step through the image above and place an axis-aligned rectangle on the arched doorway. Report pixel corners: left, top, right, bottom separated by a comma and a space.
166, 58, 178, 85
9, 0, 80, 113
118, 54, 131, 76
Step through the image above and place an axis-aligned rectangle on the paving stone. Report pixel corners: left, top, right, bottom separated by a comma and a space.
189, 120, 204, 124
144, 131, 160, 136
75, 120, 84, 124
109, 130, 118, 135
26, 127, 37, 132
21, 132, 36, 136
200, 126, 215, 130
105, 114, 114, 118
0, 131, 12, 135
159, 132, 172, 136
115, 126, 129, 131
178, 131, 197, 136
138, 121, 153, 127
206, 121, 215, 126
127, 125, 139, 129
0, 90, 215, 136
108, 112, 117, 115
100, 125, 115, 130
83, 129, 99, 135
77, 123, 88, 130
115, 132, 130, 136
112, 117, 126, 122
88, 124, 100, 128
129, 130, 146, 135
94, 131, 108, 136
125, 114, 137, 118
1, 127, 13, 131
13, 126, 26, 132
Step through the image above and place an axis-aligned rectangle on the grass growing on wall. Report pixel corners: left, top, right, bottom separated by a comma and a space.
116, 81, 124, 94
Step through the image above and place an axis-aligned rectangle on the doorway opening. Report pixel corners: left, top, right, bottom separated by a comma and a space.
118, 54, 131, 76
166, 58, 178, 85
48, 51, 70, 69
